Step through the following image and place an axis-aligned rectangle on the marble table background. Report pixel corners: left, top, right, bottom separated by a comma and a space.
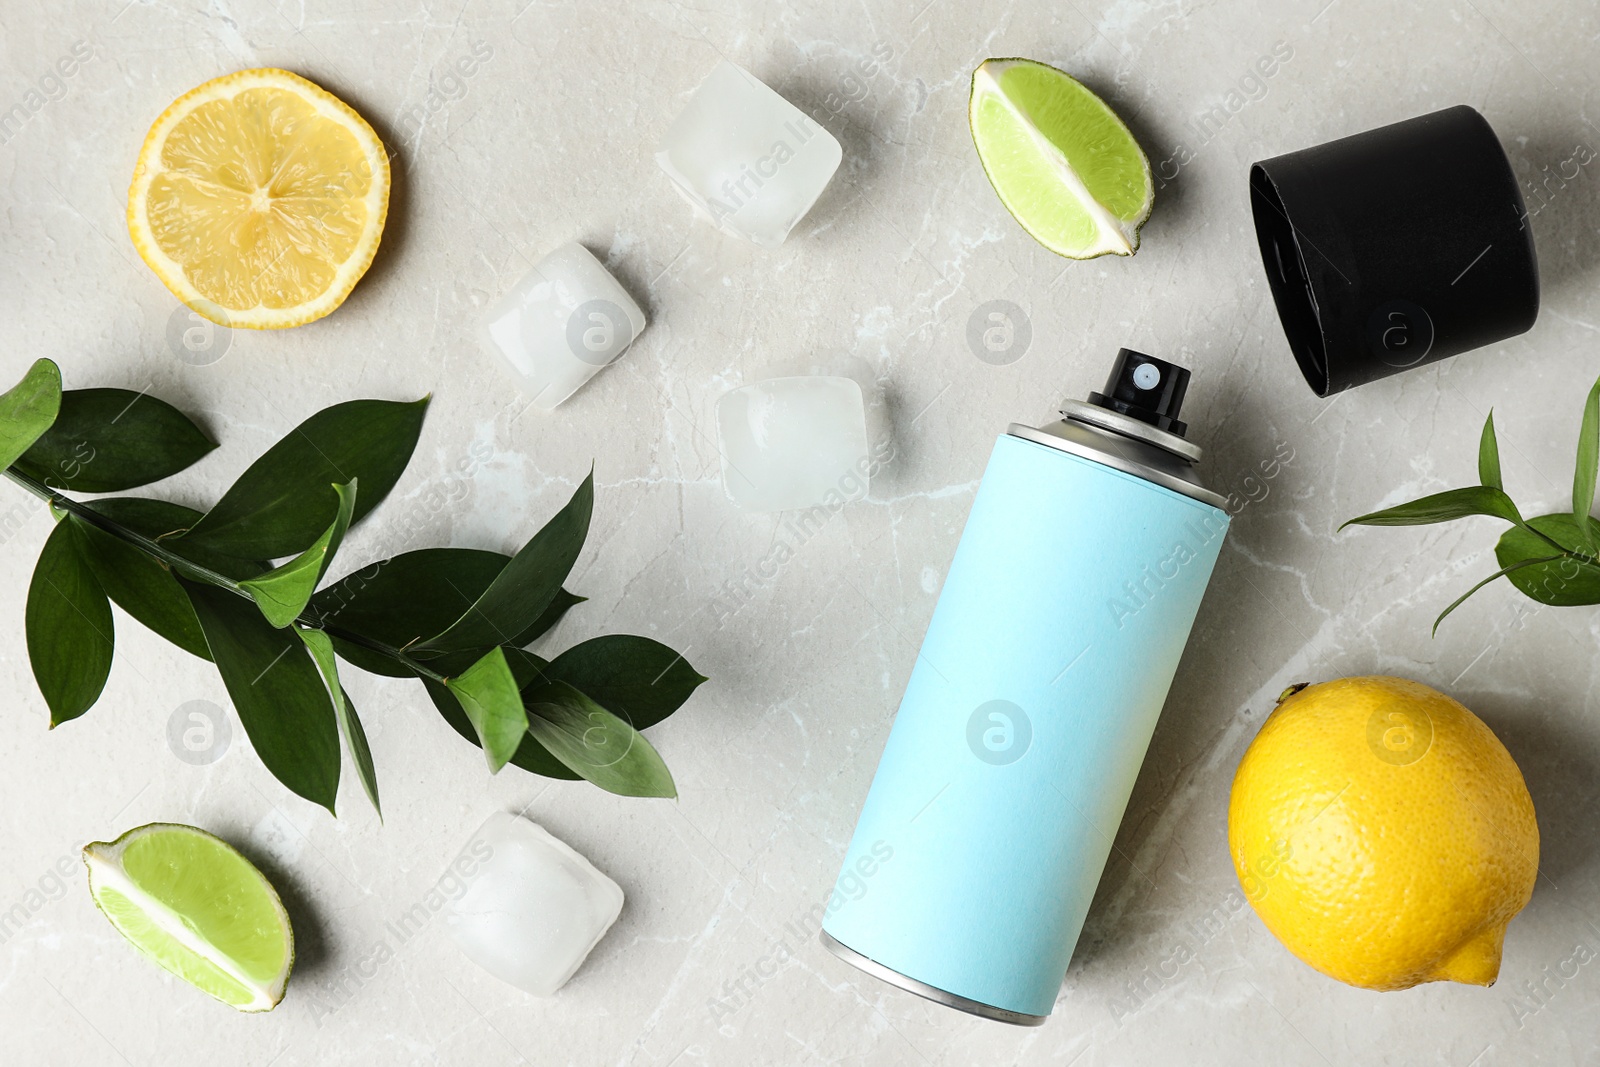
3, 0, 1600, 1063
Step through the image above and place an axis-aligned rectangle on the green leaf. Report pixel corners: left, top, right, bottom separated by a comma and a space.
422, 642, 691, 786
1341, 486, 1523, 530
82, 496, 202, 540
73, 498, 268, 659
423, 672, 579, 780
26, 518, 113, 726
329, 643, 424, 681
1495, 513, 1600, 606
1478, 410, 1502, 491
313, 548, 507, 634
445, 647, 528, 773
1576, 377, 1600, 551
525, 679, 677, 798
183, 580, 340, 812
74, 512, 211, 660
415, 471, 593, 653
310, 544, 585, 678
240, 482, 356, 627
13, 389, 215, 492
0, 358, 63, 471
1434, 554, 1566, 635
298, 627, 381, 818
180, 397, 428, 559
314, 548, 504, 677
543, 635, 706, 731
502, 646, 551, 687
514, 587, 586, 645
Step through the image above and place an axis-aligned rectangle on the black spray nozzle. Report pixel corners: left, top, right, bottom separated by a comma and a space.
1087, 349, 1190, 436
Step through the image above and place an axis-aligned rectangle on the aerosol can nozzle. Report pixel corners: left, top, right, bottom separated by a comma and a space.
1087, 349, 1191, 437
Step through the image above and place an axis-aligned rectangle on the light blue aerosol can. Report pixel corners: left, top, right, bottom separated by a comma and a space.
821, 350, 1230, 1025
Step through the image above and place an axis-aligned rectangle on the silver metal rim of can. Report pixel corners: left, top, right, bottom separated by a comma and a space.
1058, 398, 1203, 465
1007, 423, 1229, 511
818, 930, 1049, 1027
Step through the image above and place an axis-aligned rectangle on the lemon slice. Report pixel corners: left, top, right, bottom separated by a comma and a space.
128, 68, 390, 329
83, 823, 294, 1011
969, 58, 1153, 259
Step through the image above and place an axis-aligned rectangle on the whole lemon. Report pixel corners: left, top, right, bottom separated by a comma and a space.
1227, 676, 1537, 991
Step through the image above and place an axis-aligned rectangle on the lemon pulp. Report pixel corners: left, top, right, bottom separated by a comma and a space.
128, 68, 389, 329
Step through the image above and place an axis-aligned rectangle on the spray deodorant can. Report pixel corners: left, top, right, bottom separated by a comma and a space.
821, 349, 1230, 1025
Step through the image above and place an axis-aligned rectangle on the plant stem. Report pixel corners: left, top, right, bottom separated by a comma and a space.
316, 625, 449, 684
7, 468, 248, 590
4, 468, 450, 684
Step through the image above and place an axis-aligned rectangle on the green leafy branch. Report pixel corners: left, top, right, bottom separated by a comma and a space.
1342, 376, 1600, 634
2, 359, 705, 816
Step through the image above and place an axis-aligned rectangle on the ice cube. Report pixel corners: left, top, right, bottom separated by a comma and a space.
655, 60, 843, 248
444, 811, 624, 997
716, 376, 870, 512
480, 243, 646, 412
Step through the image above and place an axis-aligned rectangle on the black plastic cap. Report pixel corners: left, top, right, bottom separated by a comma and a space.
1250, 105, 1539, 397
1088, 349, 1190, 436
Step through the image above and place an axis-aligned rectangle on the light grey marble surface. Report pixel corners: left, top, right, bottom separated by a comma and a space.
3, 0, 1600, 1064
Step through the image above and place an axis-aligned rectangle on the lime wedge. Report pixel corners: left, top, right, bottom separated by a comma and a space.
82, 823, 293, 1012
969, 58, 1153, 259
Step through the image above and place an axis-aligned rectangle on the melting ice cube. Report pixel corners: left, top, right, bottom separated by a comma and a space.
716, 376, 870, 512
445, 811, 625, 997
655, 60, 843, 248
481, 243, 646, 413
